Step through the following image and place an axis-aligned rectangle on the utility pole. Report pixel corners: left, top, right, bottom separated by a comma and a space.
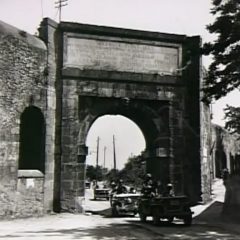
103, 146, 107, 169
55, 0, 68, 22
96, 137, 100, 168
96, 136, 100, 182
113, 135, 117, 170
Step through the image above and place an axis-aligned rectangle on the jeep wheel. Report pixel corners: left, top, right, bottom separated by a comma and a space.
153, 213, 160, 225
133, 210, 138, 216
167, 217, 174, 223
139, 212, 147, 222
112, 206, 119, 217
183, 215, 192, 226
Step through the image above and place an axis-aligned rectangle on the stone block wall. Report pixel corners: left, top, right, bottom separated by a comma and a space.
200, 102, 212, 203
211, 124, 240, 177
0, 170, 44, 219
38, 18, 58, 213
0, 20, 48, 218
16, 170, 44, 218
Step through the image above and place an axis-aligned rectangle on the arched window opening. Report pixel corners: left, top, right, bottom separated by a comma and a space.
19, 106, 46, 173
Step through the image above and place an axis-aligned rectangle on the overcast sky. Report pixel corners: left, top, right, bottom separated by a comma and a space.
1, 0, 239, 169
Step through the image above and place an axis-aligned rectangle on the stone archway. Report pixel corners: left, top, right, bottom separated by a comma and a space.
41, 19, 202, 211
60, 96, 171, 211
81, 96, 170, 177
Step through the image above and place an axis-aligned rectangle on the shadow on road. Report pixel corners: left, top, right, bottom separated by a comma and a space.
0, 219, 237, 240
194, 201, 223, 223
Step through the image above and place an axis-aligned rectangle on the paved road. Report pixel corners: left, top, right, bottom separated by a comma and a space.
0, 182, 239, 240
0, 212, 239, 240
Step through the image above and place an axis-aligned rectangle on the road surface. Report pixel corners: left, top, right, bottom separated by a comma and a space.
0, 186, 239, 240
0, 212, 239, 240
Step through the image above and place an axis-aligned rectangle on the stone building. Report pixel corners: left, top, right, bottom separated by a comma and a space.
210, 124, 240, 178
0, 18, 239, 218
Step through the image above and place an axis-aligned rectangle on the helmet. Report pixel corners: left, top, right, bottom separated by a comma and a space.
167, 183, 173, 188
146, 173, 152, 179
119, 179, 123, 183
111, 181, 116, 186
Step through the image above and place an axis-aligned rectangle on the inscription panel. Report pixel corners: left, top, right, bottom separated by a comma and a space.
64, 35, 181, 75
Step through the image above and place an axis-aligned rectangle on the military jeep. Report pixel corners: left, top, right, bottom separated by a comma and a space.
138, 195, 193, 226
111, 193, 141, 217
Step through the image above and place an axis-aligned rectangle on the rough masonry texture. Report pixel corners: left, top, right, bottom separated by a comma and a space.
0, 18, 240, 217
0, 20, 56, 218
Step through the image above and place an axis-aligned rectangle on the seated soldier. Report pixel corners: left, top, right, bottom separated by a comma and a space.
163, 183, 175, 197
109, 181, 117, 206
155, 180, 163, 196
115, 179, 127, 194
141, 173, 156, 198
129, 187, 136, 194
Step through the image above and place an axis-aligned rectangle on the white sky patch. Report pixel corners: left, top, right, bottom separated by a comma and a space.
86, 115, 146, 170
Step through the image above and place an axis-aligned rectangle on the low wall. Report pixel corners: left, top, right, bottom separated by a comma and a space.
16, 170, 44, 218
0, 170, 44, 219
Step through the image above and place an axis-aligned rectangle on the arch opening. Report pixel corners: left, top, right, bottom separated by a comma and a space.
86, 114, 146, 171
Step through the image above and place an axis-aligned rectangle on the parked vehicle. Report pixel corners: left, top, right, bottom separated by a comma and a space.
85, 181, 91, 189
94, 185, 110, 200
138, 195, 193, 226
111, 193, 141, 217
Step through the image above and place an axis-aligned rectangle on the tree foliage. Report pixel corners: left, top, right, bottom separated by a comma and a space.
224, 105, 240, 135
105, 169, 120, 183
202, 0, 240, 103
86, 165, 103, 181
119, 155, 146, 188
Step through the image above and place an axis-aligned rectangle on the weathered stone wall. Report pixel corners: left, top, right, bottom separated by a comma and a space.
211, 124, 240, 178
63, 34, 181, 75
61, 80, 81, 211
181, 36, 202, 204
0, 20, 48, 218
200, 103, 212, 203
16, 170, 44, 217
38, 18, 58, 213
199, 105, 240, 204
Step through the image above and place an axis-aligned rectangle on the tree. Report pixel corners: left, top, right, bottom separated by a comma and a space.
105, 169, 120, 184
203, 0, 240, 220
202, 0, 240, 103
119, 155, 146, 188
86, 165, 103, 181
224, 105, 240, 136
203, 0, 240, 138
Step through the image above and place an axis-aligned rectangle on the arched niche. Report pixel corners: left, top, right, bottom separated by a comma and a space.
19, 106, 46, 173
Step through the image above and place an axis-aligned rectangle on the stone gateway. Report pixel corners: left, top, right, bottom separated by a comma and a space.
39, 19, 202, 212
